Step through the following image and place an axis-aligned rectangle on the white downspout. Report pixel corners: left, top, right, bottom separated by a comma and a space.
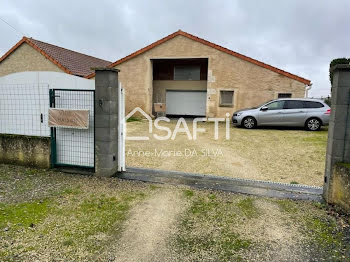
305, 83, 312, 98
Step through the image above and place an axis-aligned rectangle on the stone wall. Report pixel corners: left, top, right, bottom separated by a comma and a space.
113, 35, 307, 117
324, 64, 350, 214
328, 163, 350, 212
94, 68, 120, 177
0, 134, 50, 168
0, 43, 63, 77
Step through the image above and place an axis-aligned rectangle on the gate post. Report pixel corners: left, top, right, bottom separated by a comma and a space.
324, 64, 350, 212
94, 68, 120, 177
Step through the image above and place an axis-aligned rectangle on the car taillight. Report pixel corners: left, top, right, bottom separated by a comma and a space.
325, 109, 331, 115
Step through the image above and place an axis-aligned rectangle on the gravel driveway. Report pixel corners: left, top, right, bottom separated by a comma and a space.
126, 120, 328, 186
1, 165, 349, 261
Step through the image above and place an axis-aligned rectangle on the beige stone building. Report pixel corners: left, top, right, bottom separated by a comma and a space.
0, 31, 311, 117
86, 30, 311, 117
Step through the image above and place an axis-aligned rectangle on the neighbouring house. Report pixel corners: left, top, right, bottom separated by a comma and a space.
0, 37, 111, 78
0, 30, 311, 117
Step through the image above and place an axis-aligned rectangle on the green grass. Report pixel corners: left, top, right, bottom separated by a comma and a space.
62, 238, 74, 247
0, 164, 83, 204
304, 215, 346, 259
307, 217, 339, 246
149, 184, 160, 190
51, 191, 147, 252
0, 164, 151, 260
126, 116, 142, 122
220, 233, 251, 256
189, 195, 219, 215
276, 199, 299, 214
302, 134, 328, 144
58, 186, 82, 195
0, 200, 51, 230
25, 168, 45, 176
2, 164, 349, 261
1, 189, 148, 259
276, 199, 347, 260
57, 196, 128, 250
126, 120, 328, 186
290, 181, 299, 184
183, 189, 194, 198
236, 198, 259, 219
175, 193, 252, 260
338, 162, 350, 169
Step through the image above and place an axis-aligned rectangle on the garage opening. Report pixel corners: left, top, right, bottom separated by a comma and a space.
152, 58, 208, 117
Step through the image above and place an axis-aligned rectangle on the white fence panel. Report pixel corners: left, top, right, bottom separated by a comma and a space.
0, 83, 49, 136
0, 71, 94, 137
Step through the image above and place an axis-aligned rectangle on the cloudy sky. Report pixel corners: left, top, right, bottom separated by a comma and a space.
1, 0, 348, 97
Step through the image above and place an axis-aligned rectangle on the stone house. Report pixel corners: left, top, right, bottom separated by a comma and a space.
0, 30, 311, 117
89, 30, 311, 117
0, 36, 111, 77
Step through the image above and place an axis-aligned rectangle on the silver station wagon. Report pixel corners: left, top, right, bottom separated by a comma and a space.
232, 98, 331, 131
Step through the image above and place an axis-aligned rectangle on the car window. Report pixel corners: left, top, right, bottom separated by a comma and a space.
284, 100, 304, 109
252, 100, 273, 109
265, 101, 285, 110
303, 101, 324, 108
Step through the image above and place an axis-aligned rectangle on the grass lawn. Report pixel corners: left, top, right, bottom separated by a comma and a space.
0, 164, 152, 261
173, 189, 350, 261
126, 120, 328, 186
0, 164, 349, 261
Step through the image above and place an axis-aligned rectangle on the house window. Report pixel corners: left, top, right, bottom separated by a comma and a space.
220, 90, 234, 107
278, 93, 292, 98
174, 66, 200, 80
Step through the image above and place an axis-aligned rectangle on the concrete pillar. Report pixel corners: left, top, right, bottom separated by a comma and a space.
94, 68, 120, 177
324, 64, 350, 205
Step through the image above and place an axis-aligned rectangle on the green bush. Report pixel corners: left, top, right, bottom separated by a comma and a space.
323, 96, 331, 107
126, 116, 142, 122
329, 58, 350, 84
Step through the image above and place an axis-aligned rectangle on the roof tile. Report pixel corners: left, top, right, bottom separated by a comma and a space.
0, 37, 111, 77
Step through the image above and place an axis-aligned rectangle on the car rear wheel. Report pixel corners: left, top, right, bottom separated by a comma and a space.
242, 116, 257, 129
306, 118, 321, 131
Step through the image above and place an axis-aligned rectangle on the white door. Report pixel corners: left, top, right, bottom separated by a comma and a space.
166, 90, 207, 116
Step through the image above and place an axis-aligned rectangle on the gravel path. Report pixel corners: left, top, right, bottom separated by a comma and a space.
103, 188, 185, 262
1, 165, 348, 261
239, 200, 308, 261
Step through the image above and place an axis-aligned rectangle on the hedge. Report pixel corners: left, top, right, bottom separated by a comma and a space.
329, 58, 350, 84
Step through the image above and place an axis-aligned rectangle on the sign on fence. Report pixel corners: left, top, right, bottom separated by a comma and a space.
48, 108, 90, 129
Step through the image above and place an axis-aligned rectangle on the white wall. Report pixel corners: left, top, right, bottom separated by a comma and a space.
0, 71, 94, 137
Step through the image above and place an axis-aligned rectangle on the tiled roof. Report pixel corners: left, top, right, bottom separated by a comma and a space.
0, 37, 112, 77
85, 30, 311, 85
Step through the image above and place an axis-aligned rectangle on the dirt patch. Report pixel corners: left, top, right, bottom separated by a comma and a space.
238, 199, 308, 261
101, 188, 186, 262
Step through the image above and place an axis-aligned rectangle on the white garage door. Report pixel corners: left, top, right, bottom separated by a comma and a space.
166, 90, 207, 116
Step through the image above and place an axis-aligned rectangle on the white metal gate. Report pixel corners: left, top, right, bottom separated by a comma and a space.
0, 71, 126, 172
50, 89, 95, 169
